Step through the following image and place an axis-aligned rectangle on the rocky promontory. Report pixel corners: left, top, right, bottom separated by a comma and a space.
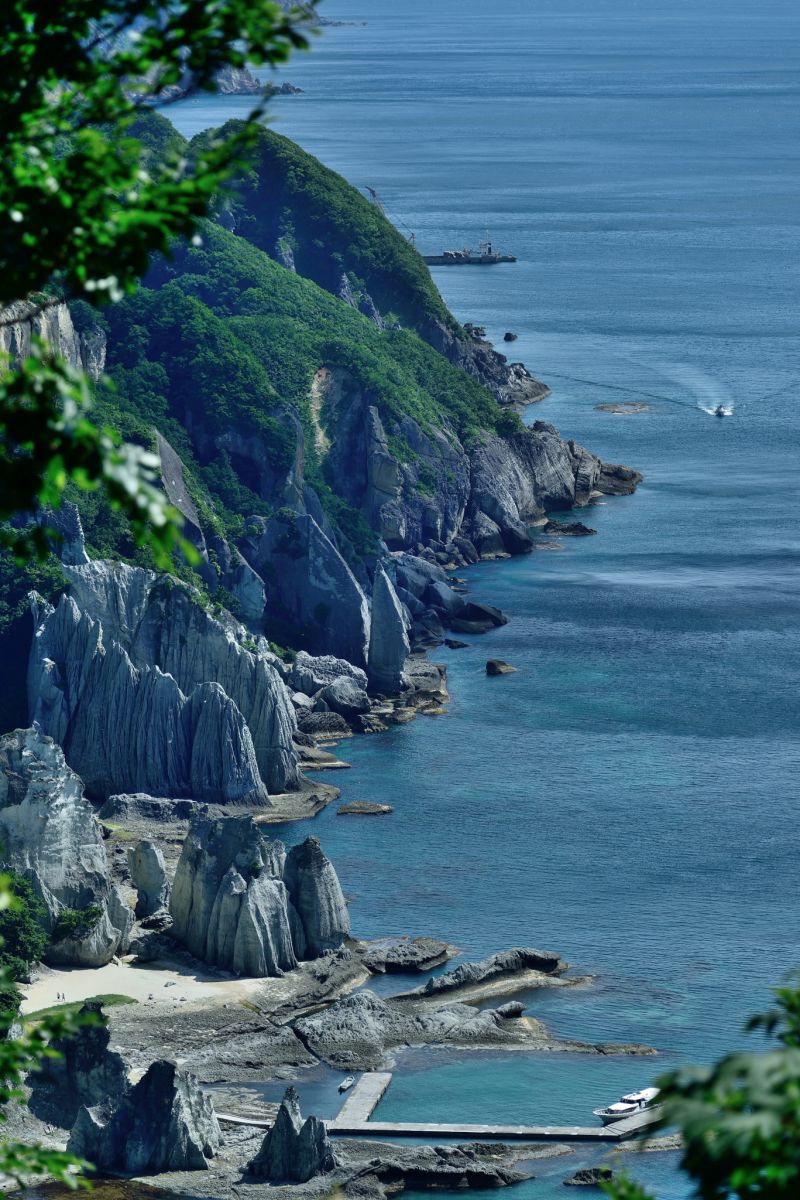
168, 814, 349, 976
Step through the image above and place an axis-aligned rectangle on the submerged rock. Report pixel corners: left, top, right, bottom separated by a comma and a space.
0, 729, 133, 966
337, 801, 394, 816
247, 1086, 336, 1182
68, 1059, 220, 1173
169, 815, 349, 976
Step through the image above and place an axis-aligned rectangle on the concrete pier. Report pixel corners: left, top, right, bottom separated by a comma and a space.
217, 1072, 664, 1144
333, 1072, 393, 1124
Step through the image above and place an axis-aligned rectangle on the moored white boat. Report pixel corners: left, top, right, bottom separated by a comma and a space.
593, 1086, 660, 1125
338, 1075, 355, 1093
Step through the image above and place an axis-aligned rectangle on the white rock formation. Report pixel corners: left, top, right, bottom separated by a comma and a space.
0, 729, 133, 966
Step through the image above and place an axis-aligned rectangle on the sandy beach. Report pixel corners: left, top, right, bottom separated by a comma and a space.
19, 956, 264, 1015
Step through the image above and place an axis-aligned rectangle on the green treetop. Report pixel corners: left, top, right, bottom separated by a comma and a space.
0, 0, 315, 562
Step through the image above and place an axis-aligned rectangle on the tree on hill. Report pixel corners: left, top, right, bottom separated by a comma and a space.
0, 0, 315, 563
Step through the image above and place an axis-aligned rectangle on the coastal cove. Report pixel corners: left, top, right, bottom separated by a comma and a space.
0, 2, 794, 1200
161, 1, 800, 1197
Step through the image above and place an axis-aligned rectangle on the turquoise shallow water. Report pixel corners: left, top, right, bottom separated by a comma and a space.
168, 2, 800, 1194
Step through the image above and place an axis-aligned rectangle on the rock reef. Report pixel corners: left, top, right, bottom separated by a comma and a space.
397, 947, 567, 1002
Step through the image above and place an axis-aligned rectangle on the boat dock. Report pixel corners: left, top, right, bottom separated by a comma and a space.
334, 1071, 393, 1123
217, 1072, 663, 1143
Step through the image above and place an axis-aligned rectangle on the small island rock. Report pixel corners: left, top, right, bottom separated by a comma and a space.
486, 659, 518, 676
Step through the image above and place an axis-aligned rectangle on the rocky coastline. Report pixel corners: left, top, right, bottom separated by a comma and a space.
0, 119, 656, 1194
1, 354, 649, 1198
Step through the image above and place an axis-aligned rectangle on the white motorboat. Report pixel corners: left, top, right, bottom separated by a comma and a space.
338, 1075, 356, 1093
593, 1086, 660, 1125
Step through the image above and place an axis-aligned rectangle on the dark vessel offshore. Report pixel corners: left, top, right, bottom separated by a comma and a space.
363, 190, 516, 265
423, 236, 516, 265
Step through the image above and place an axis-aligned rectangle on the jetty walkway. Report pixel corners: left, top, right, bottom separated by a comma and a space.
217, 1072, 663, 1143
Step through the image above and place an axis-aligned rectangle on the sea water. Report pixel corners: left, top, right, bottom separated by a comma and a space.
167, 3, 800, 1194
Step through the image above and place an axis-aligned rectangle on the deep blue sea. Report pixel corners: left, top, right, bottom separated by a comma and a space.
168, 3, 800, 1194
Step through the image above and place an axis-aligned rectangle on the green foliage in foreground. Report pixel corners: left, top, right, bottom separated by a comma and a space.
0, 0, 314, 562
25, 994, 136, 1025
0, 874, 47, 986
603, 977, 800, 1200
0, 875, 93, 1193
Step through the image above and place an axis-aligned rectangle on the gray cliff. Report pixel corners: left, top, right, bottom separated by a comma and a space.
0, 301, 106, 381
282, 836, 352, 955
28, 1000, 130, 1128
247, 1086, 336, 1182
243, 510, 371, 667
367, 563, 410, 694
68, 1059, 220, 1173
169, 815, 349, 976
27, 558, 300, 803
128, 840, 170, 918
0, 729, 133, 966
318, 385, 640, 560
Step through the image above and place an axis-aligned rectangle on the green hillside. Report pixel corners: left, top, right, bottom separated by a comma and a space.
96, 217, 518, 548
197, 120, 458, 334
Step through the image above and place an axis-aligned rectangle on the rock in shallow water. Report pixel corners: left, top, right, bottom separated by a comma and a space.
337, 801, 394, 816
399, 947, 566, 1000
486, 659, 518, 676
564, 1165, 614, 1186
364, 936, 454, 974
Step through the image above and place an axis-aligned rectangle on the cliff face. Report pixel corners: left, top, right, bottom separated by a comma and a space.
28, 558, 300, 803
0, 729, 133, 966
317, 385, 638, 558
169, 815, 349, 976
68, 1060, 220, 1173
0, 301, 106, 380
